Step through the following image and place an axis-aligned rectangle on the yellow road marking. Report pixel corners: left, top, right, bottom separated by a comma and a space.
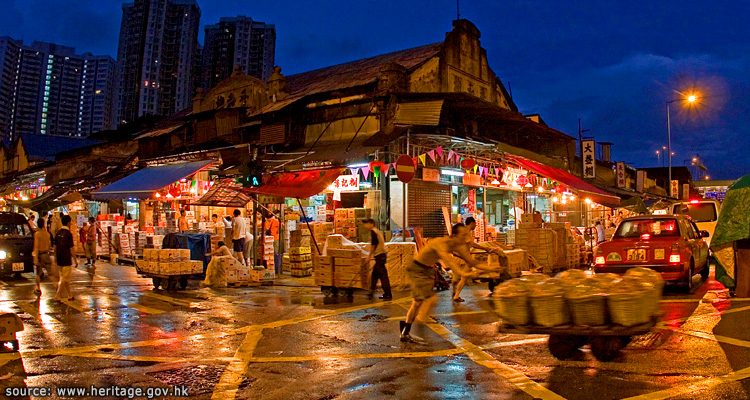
480, 337, 548, 350
143, 292, 195, 307
386, 310, 489, 320
248, 348, 463, 363
73, 352, 192, 363
212, 329, 263, 400
104, 295, 165, 315
622, 366, 750, 400
58, 298, 85, 313
397, 304, 565, 400
211, 298, 411, 399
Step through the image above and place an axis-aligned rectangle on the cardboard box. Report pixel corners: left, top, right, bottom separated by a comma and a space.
327, 248, 360, 258
250, 269, 264, 282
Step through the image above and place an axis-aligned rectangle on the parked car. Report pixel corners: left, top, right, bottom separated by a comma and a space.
593, 214, 709, 291
0, 212, 35, 276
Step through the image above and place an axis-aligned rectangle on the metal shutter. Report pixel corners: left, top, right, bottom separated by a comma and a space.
408, 180, 451, 238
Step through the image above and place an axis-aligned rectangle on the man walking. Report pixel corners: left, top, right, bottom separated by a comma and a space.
231, 209, 247, 266
400, 223, 492, 344
362, 219, 391, 300
54, 215, 76, 301
32, 217, 52, 296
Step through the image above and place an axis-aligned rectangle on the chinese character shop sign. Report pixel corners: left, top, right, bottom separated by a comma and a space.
582, 139, 596, 179
328, 175, 360, 192
616, 162, 626, 188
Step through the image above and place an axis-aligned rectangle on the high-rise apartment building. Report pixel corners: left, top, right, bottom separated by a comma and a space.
202, 16, 275, 89
116, 0, 200, 125
0, 38, 117, 141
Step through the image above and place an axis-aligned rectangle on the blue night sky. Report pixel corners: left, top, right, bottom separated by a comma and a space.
2, 0, 747, 179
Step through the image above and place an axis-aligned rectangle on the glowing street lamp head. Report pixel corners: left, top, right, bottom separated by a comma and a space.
686, 94, 698, 103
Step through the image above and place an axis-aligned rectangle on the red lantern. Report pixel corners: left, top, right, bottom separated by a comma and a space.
461, 158, 476, 170
516, 175, 528, 187
369, 161, 387, 177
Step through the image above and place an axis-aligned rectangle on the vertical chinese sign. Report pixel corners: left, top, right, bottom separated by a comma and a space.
616, 162, 626, 188
582, 139, 596, 179
670, 180, 679, 198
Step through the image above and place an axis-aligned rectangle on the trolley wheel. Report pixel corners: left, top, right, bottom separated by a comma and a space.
488, 279, 499, 293
178, 276, 189, 290
152, 277, 162, 289
167, 279, 177, 291
547, 334, 587, 360
10, 340, 18, 352
321, 287, 334, 297
345, 289, 354, 298
620, 336, 633, 347
590, 336, 624, 362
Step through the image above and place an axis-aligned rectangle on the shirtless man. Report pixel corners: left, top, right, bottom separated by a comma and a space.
452, 217, 508, 302
400, 223, 500, 344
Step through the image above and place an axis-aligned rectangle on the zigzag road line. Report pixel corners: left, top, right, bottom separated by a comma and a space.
622, 366, 750, 400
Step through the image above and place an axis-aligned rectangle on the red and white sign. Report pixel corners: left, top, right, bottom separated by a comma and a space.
616, 162, 626, 188
422, 168, 440, 182
328, 175, 359, 192
395, 154, 415, 183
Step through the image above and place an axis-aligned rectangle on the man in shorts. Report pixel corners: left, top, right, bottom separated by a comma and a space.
32, 217, 52, 296
400, 223, 496, 344
231, 209, 247, 266
452, 217, 508, 302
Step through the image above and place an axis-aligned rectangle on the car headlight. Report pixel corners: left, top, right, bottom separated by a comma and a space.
0, 250, 7, 260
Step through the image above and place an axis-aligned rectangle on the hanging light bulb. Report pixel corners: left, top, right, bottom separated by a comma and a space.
536, 186, 544, 193
491, 178, 500, 185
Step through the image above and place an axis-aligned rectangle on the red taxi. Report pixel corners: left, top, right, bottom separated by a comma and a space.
594, 215, 709, 290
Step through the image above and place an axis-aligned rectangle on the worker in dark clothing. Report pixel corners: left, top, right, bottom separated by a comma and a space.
362, 219, 392, 300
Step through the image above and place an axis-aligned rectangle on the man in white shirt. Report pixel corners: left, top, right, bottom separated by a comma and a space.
231, 209, 247, 265
595, 220, 606, 244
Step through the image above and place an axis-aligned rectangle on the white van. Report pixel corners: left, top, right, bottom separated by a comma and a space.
671, 199, 721, 248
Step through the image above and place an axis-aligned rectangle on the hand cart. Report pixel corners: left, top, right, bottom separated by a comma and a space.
498, 318, 658, 361
135, 265, 195, 291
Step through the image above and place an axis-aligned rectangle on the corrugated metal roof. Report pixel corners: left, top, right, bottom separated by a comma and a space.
393, 100, 444, 126
135, 124, 184, 140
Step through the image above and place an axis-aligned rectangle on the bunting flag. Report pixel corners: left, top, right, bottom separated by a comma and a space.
473, 164, 478, 174
436, 146, 444, 159
447, 150, 455, 165
418, 154, 427, 166
427, 150, 436, 163
362, 165, 370, 180
384, 165, 391, 177
478, 166, 484, 176
350, 167, 360, 176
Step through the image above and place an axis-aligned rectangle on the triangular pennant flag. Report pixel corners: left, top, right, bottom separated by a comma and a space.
362, 166, 370, 180
427, 150, 436, 163
447, 150, 455, 164
412, 157, 418, 167
473, 164, 478, 174
384, 165, 391, 177
478, 166, 484, 176
436, 146, 444, 159
418, 154, 427, 166
350, 167, 359, 176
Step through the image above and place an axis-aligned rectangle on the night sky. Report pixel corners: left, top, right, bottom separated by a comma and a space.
2, 0, 747, 179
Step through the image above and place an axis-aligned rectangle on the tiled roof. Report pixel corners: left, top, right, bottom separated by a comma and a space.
285, 42, 442, 97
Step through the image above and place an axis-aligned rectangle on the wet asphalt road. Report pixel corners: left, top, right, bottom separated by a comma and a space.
0, 261, 748, 400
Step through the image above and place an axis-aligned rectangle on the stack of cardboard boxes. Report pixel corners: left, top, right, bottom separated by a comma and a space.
139, 249, 202, 275
289, 230, 313, 277
513, 228, 561, 273
384, 242, 417, 288
328, 248, 370, 289
261, 236, 275, 270
221, 256, 263, 286
309, 222, 333, 251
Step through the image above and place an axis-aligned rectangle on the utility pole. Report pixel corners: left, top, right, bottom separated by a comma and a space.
456, 0, 461, 20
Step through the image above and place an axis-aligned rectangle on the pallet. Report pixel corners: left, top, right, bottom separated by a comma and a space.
498, 317, 657, 336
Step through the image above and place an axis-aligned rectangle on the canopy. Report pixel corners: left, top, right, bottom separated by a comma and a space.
506, 155, 620, 207
711, 174, 750, 289
191, 180, 251, 208
619, 196, 648, 214
92, 160, 213, 201
244, 168, 345, 199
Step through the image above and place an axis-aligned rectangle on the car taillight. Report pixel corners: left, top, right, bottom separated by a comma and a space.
669, 254, 681, 263
595, 256, 606, 265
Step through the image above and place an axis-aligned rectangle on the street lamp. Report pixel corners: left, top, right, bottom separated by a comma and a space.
666, 92, 699, 197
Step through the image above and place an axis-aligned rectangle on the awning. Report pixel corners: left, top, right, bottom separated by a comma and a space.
393, 100, 444, 126
506, 155, 620, 207
244, 168, 345, 199
92, 160, 213, 201
191, 179, 251, 207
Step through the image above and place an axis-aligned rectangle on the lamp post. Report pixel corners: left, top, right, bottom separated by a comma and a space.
666, 93, 698, 197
